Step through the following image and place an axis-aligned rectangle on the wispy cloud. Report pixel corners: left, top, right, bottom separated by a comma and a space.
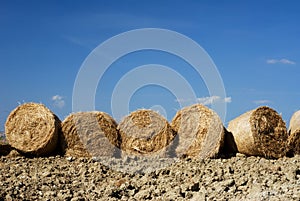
197, 96, 226, 105
224, 97, 232, 103
176, 96, 232, 105
266, 58, 296, 65
52, 95, 65, 108
253, 100, 271, 105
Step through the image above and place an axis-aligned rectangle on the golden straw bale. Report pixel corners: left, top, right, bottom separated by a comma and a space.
227, 106, 288, 158
61, 111, 120, 158
287, 111, 300, 156
118, 109, 176, 157
5, 103, 60, 156
171, 104, 225, 159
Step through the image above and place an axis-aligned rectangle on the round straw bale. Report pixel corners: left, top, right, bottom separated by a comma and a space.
227, 106, 288, 158
5, 103, 60, 156
287, 111, 300, 156
61, 111, 120, 158
171, 104, 225, 159
288, 110, 300, 135
118, 109, 176, 157
287, 131, 300, 156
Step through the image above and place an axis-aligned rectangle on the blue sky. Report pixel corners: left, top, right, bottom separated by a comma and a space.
1, 0, 299, 131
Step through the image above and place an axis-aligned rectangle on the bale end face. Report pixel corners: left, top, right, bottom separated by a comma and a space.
5, 103, 60, 156
228, 106, 288, 159
250, 106, 288, 158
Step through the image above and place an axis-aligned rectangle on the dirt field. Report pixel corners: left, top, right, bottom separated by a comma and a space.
0, 154, 299, 200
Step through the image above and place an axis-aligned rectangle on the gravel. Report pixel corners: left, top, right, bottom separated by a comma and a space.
0, 154, 299, 200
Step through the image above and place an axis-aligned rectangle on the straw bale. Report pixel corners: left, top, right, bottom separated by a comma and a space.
61, 111, 120, 158
287, 131, 300, 156
5, 103, 60, 156
288, 110, 300, 134
287, 111, 300, 156
227, 106, 287, 158
118, 109, 176, 157
171, 104, 225, 159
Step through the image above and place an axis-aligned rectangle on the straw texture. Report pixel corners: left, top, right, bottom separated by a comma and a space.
227, 106, 287, 158
118, 109, 176, 157
171, 104, 225, 159
287, 111, 300, 155
5, 103, 60, 156
61, 111, 120, 158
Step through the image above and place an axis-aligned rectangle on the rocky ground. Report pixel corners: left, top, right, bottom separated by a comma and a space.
0, 153, 299, 201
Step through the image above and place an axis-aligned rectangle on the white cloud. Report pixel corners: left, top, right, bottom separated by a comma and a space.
176, 96, 232, 105
197, 96, 221, 105
266, 59, 277, 64
253, 100, 271, 104
266, 58, 296, 65
197, 96, 232, 105
52, 95, 65, 108
224, 97, 232, 103
280, 59, 296, 64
